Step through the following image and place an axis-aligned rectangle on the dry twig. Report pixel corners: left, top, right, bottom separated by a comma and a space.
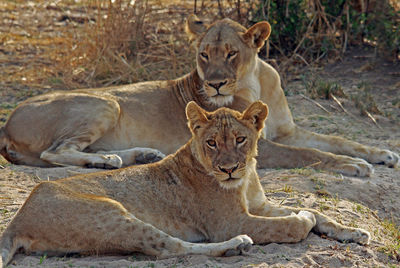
300, 94, 331, 114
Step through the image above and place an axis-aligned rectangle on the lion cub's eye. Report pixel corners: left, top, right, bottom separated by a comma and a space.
206, 139, 217, 148
236, 136, 246, 144
227, 51, 238, 59
200, 52, 209, 60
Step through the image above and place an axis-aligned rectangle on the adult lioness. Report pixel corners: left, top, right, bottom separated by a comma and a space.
0, 101, 370, 267
0, 16, 398, 176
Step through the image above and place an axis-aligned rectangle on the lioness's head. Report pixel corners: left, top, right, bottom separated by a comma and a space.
186, 100, 268, 188
186, 15, 271, 106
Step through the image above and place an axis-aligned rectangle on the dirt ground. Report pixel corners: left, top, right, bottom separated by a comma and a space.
1, 1, 400, 268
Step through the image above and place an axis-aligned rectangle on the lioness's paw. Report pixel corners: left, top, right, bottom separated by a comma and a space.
298, 210, 316, 227
135, 149, 165, 164
334, 156, 374, 177
86, 154, 123, 169
350, 228, 371, 245
372, 149, 399, 168
224, 235, 253, 257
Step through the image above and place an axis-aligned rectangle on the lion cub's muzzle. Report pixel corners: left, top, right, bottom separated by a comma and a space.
216, 162, 245, 182
218, 163, 239, 179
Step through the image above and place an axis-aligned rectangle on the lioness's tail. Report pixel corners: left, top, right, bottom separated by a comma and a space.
0, 230, 17, 268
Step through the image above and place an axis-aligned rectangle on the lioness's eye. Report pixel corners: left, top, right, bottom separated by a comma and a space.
200, 52, 209, 60
236, 136, 246, 144
227, 51, 237, 59
206, 139, 216, 148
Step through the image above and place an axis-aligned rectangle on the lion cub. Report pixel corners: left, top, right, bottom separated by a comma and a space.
0, 101, 369, 267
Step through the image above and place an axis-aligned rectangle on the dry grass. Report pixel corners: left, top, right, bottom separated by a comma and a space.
50, 0, 257, 89
52, 0, 192, 88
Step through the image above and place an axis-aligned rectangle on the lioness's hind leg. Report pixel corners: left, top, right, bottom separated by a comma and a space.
97, 147, 165, 166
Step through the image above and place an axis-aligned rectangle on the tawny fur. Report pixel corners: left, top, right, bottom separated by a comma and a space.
0, 16, 398, 175
0, 102, 370, 267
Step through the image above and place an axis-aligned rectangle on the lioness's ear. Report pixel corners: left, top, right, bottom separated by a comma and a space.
242, 21, 271, 49
186, 101, 209, 132
242, 101, 269, 131
185, 14, 207, 42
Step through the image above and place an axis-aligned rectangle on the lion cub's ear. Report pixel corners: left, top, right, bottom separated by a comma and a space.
241, 101, 269, 131
185, 14, 208, 42
242, 21, 271, 49
186, 101, 209, 133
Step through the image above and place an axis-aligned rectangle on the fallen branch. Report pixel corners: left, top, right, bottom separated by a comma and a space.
300, 94, 331, 114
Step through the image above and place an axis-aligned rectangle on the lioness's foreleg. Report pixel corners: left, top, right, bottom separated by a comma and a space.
41, 147, 123, 169
276, 126, 399, 168
251, 202, 370, 245
96, 147, 165, 166
257, 139, 374, 177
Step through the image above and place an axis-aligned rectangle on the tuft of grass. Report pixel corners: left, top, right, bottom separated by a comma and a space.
350, 82, 382, 116
310, 176, 326, 190
289, 167, 313, 176
378, 220, 400, 261
301, 73, 346, 100
353, 203, 367, 214
282, 184, 293, 193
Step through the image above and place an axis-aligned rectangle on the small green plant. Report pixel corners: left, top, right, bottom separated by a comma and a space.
310, 177, 325, 191
289, 168, 313, 176
282, 184, 293, 193
38, 254, 47, 265
318, 200, 330, 211
353, 203, 367, 214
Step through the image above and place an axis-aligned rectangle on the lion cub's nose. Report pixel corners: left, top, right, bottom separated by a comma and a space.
207, 80, 227, 90
218, 163, 239, 174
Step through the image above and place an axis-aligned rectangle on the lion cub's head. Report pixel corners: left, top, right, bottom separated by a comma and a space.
185, 101, 268, 188
186, 15, 271, 106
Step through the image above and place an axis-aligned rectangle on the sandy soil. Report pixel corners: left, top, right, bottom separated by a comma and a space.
1, 1, 400, 267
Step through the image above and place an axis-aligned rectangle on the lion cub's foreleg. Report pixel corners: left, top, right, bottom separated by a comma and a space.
253, 203, 370, 245
236, 211, 316, 244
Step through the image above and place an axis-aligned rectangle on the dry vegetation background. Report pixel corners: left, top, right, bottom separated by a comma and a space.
0, 0, 399, 121
1, 0, 400, 267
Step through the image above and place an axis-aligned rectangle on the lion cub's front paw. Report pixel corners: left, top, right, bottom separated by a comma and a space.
223, 235, 253, 257
298, 210, 316, 227
333, 156, 374, 177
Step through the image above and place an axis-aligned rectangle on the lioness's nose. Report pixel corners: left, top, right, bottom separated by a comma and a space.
206, 80, 227, 90
218, 163, 239, 174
